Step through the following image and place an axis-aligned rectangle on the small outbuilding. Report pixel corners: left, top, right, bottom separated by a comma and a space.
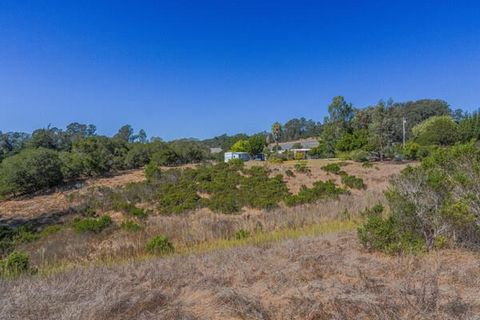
224, 152, 251, 162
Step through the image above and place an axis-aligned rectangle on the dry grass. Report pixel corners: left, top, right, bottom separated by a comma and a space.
248, 159, 410, 194
16, 191, 381, 267
2, 159, 478, 319
2, 232, 479, 319
0, 160, 409, 223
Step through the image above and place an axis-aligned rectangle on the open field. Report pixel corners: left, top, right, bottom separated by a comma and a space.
0, 160, 410, 267
7, 159, 475, 320
2, 231, 479, 319
0, 159, 408, 224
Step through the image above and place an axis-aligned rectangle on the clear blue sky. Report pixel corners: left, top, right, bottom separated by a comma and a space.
1, 1, 479, 140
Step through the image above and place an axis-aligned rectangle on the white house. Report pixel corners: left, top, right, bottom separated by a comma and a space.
224, 152, 251, 162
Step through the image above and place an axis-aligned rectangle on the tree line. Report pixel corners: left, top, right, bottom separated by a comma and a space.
1, 97, 478, 198
269, 97, 479, 161
0, 124, 210, 197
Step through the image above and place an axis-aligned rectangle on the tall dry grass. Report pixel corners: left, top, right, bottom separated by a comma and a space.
2, 233, 479, 319
19, 191, 383, 268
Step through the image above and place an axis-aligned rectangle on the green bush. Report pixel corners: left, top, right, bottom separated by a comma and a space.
294, 161, 309, 173
359, 143, 480, 254
0, 148, 64, 197
40, 225, 63, 237
144, 162, 162, 182
357, 215, 424, 254
412, 116, 459, 146
321, 163, 341, 174
72, 215, 112, 234
285, 180, 345, 206
120, 220, 142, 232
341, 174, 366, 189
402, 142, 420, 160
208, 191, 242, 214
285, 169, 295, 177
145, 235, 174, 254
267, 154, 284, 163
0, 251, 31, 277
121, 204, 147, 218
235, 229, 251, 240
349, 149, 369, 162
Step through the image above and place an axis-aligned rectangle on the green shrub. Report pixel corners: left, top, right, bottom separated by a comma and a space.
285, 169, 295, 177
0, 148, 64, 197
208, 191, 242, 213
294, 161, 309, 173
144, 162, 161, 182
285, 180, 345, 206
294, 152, 305, 160
40, 225, 63, 237
120, 220, 142, 232
412, 115, 459, 146
72, 215, 112, 234
235, 229, 251, 240
0, 251, 31, 277
158, 183, 200, 214
402, 142, 420, 160
359, 143, 480, 254
357, 215, 424, 254
268, 155, 284, 163
341, 174, 366, 189
349, 149, 369, 162
13, 227, 40, 244
321, 163, 341, 174
121, 204, 147, 218
145, 235, 174, 255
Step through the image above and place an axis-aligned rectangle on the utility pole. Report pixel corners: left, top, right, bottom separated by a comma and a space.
402, 117, 407, 148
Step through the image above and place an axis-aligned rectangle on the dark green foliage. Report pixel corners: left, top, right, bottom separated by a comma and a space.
284, 180, 345, 206
458, 111, 480, 142
349, 149, 369, 162
402, 142, 420, 160
40, 225, 63, 237
121, 204, 147, 218
120, 220, 142, 232
235, 229, 251, 240
246, 134, 266, 155
321, 163, 341, 174
412, 116, 459, 146
59, 151, 85, 180
340, 173, 366, 190
71, 136, 128, 176
72, 215, 112, 234
294, 161, 309, 173
0, 148, 63, 196
208, 191, 242, 214
124, 143, 152, 169
145, 235, 174, 255
336, 129, 368, 152
158, 182, 201, 214
359, 143, 480, 254
240, 169, 289, 210
357, 215, 424, 254
285, 169, 295, 177
144, 162, 161, 182
0, 251, 32, 277
268, 118, 322, 144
